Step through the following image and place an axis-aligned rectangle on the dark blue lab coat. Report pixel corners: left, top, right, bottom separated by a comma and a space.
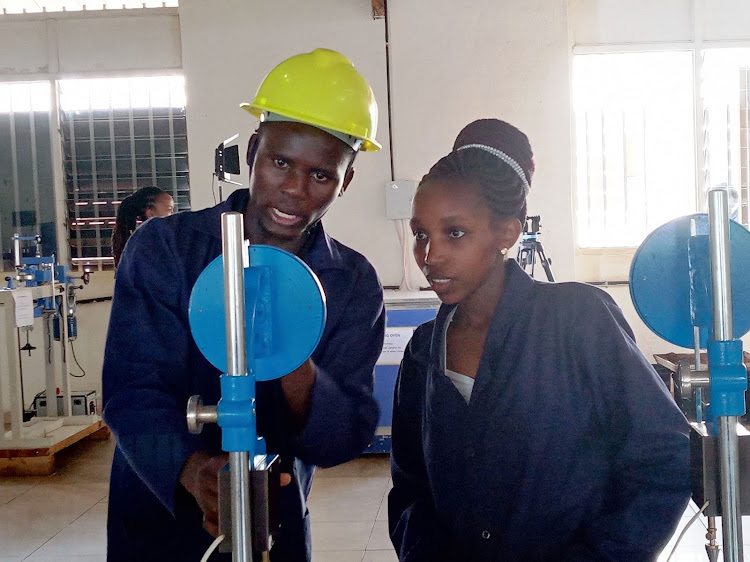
389, 260, 690, 561
103, 189, 384, 561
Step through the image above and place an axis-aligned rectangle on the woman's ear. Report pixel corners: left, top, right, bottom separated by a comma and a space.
497, 217, 522, 253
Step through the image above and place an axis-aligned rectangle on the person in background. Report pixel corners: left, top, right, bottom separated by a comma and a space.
388, 118, 690, 561
111, 186, 174, 267
103, 49, 384, 561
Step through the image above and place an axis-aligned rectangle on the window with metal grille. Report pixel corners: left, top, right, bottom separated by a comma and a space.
573, 52, 696, 248
701, 48, 750, 229
59, 76, 189, 269
0, 82, 57, 270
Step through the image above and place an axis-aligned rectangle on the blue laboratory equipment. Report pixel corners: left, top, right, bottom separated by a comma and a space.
367, 303, 438, 454
1, 233, 92, 454
186, 212, 326, 561
630, 190, 750, 562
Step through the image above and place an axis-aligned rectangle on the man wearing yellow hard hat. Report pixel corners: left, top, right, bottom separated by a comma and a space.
102, 49, 385, 561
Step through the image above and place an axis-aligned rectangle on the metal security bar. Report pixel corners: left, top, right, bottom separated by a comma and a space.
573, 52, 696, 248
701, 50, 750, 230
58, 76, 189, 270
0, 82, 56, 271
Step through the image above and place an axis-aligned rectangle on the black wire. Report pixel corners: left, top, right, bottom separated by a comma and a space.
211, 173, 217, 205
69, 339, 86, 378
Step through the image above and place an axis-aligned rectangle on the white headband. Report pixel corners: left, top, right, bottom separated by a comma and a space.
457, 143, 530, 194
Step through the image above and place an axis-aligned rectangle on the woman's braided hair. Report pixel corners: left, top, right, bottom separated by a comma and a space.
419, 119, 534, 223
111, 186, 166, 268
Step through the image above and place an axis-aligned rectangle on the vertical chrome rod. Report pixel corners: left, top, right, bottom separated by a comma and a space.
709, 190, 734, 341
223, 212, 247, 378
690, 219, 701, 370
13, 233, 21, 268
708, 188, 743, 562
221, 212, 252, 562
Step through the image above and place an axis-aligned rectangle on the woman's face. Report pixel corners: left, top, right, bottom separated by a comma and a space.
146, 193, 175, 218
411, 178, 511, 305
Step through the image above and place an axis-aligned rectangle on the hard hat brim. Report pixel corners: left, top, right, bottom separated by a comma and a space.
240, 102, 381, 152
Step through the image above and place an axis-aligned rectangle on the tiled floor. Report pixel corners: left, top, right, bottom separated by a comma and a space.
0, 437, 396, 561
0, 436, 748, 561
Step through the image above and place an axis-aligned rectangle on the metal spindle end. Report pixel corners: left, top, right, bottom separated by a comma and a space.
186, 395, 217, 434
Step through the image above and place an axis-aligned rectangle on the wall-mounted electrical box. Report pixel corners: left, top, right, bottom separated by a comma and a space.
385, 180, 417, 220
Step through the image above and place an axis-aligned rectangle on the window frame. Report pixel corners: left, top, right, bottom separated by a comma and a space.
572, 41, 750, 281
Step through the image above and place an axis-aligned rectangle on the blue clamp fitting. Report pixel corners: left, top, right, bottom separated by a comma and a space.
707, 339, 747, 417
217, 375, 257, 454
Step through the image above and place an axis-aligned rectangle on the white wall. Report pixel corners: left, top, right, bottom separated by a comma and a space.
571, 0, 750, 46
570, 0, 693, 46
0, 9, 181, 78
178, 0, 402, 285
388, 0, 576, 283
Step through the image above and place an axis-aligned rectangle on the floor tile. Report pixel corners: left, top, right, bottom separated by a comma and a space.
316, 456, 390, 479
0, 481, 108, 558
376, 487, 389, 522
25, 554, 107, 562
308, 477, 389, 523
367, 521, 392, 551
311, 552, 364, 562
0, 481, 36, 506
52, 440, 114, 485
311, 521, 375, 551
32, 503, 107, 556
362, 551, 398, 562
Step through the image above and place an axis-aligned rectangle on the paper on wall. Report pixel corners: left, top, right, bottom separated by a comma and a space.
12, 290, 34, 327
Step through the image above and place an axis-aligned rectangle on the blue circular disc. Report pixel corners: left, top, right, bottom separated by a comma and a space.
188, 244, 326, 381
630, 214, 750, 348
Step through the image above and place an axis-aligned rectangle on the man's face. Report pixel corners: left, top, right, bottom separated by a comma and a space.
245, 121, 355, 252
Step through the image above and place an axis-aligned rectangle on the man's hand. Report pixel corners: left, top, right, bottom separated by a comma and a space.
281, 358, 316, 432
180, 452, 294, 537
179, 451, 228, 537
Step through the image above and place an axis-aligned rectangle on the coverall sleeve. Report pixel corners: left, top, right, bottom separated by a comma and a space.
388, 334, 452, 562
102, 222, 202, 515
563, 295, 691, 560
293, 262, 385, 467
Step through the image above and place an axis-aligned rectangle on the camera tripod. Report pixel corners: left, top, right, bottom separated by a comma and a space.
516, 215, 555, 282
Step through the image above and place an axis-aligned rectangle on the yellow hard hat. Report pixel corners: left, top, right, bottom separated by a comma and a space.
241, 49, 381, 152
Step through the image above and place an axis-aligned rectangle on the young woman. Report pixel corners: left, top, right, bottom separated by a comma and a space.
111, 186, 174, 267
388, 119, 690, 561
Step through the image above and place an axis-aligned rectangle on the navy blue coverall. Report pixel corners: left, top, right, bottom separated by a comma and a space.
103, 189, 384, 561
389, 260, 690, 561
